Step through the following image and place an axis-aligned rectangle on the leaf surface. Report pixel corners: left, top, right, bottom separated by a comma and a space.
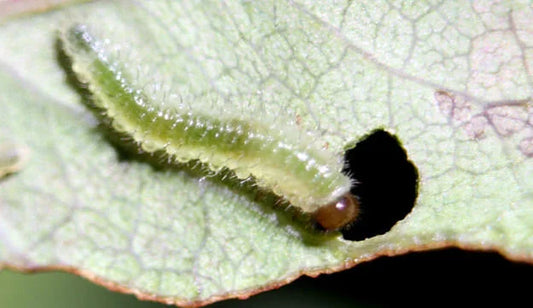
0, 1, 532, 306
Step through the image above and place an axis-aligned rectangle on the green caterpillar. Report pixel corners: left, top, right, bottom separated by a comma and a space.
61, 24, 358, 230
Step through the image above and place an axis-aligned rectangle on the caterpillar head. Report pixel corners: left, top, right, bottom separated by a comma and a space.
313, 194, 359, 231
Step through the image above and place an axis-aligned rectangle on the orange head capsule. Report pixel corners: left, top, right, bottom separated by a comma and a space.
313, 194, 359, 231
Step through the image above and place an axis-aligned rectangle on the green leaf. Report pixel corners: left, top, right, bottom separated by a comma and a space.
1, 1, 532, 306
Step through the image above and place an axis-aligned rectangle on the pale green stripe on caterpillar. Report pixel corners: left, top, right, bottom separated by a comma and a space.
0, 142, 30, 179
61, 24, 358, 230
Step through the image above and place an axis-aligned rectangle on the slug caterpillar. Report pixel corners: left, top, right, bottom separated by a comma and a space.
61, 24, 359, 230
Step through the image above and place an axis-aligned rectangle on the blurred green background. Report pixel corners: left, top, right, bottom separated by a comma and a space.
0, 248, 530, 307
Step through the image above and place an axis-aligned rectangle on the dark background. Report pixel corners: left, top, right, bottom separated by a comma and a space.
1, 248, 530, 307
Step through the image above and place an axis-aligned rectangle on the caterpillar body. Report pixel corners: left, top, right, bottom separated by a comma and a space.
61, 24, 359, 230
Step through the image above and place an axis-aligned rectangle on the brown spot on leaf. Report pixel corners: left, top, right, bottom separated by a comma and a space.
463, 115, 489, 139
486, 105, 528, 136
519, 137, 533, 157
435, 90, 532, 146
435, 90, 487, 139
435, 90, 471, 123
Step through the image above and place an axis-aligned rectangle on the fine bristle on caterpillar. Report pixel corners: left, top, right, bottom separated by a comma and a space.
60, 24, 359, 230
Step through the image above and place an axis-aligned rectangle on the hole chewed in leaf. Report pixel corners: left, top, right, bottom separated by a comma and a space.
341, 129, 419, 241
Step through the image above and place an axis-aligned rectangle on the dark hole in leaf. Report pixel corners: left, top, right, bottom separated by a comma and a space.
341, 129, 419, 241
